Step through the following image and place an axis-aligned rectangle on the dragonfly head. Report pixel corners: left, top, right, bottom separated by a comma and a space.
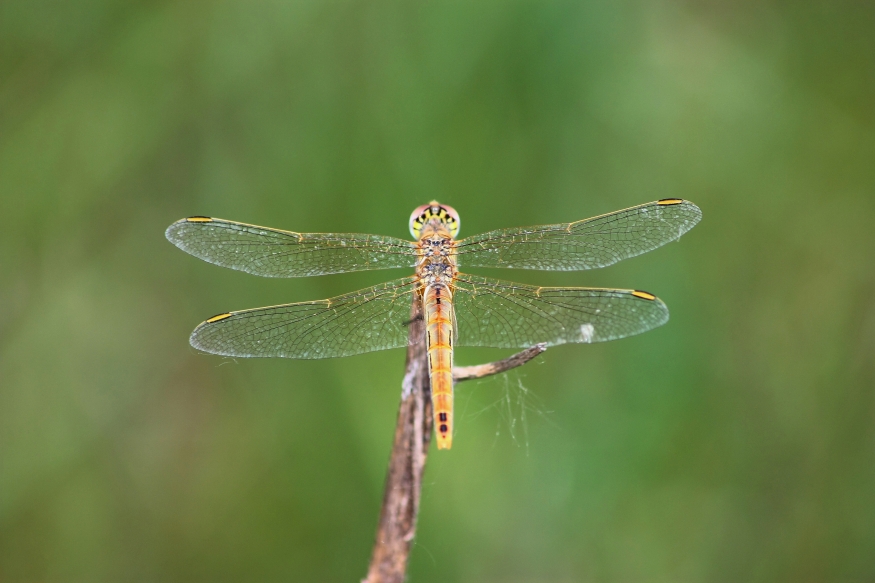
409, 201, 460, 239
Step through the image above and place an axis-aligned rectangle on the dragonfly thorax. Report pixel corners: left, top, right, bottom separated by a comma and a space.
420, 236, 452, 258
415, 229, 457, 287
420, 261, 454, 286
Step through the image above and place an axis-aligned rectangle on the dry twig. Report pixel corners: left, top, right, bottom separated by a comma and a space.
363, 300, 546, 583
453, 343, 547, 382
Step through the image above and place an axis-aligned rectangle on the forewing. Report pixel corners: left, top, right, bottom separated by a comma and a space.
452, 274, 669, 348
455, 199, 701, 270
190, 277, 418, 358
166, 217, 417, 277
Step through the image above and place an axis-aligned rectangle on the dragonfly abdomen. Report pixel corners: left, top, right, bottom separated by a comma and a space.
424, 284, 454, 450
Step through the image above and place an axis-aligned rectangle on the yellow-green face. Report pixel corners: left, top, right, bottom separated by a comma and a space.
409, 201, 460, 239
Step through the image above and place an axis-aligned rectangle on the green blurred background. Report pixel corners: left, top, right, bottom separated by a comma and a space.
2, 1, 874, 581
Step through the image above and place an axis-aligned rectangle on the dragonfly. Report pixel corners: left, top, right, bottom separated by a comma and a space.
166, 199, 701, 449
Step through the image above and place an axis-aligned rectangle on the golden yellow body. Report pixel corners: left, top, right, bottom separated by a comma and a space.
413, 206, 460, 449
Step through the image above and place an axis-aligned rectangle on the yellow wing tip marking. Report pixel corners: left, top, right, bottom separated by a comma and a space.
657, 198, 684, 206
632, 290, 657, 301
185, 216, 213, 223
206, 312, 233, 323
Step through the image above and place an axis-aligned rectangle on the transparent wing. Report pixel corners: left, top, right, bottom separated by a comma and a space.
166, 217, 418, 277
190, 277, 418, 358
455, 199, 701, 271
452, 274, 669, 348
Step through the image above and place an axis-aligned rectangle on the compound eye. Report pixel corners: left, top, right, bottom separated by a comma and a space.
409, 201, 461, 238
440, 203, 460, 237
409, 203, 432, 238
